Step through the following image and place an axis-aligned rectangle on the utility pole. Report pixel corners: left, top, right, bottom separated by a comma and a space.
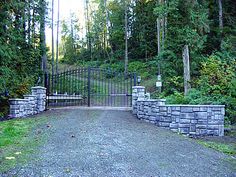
156, 16, 161, 85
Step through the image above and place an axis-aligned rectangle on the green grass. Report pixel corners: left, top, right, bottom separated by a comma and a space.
197, 125, 236, 157
0, 117, 46, 172
198, 140, 236, 156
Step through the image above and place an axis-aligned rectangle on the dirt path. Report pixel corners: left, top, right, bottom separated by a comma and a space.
2, 109, 235, 177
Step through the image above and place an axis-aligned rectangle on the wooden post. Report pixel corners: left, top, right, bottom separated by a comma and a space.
156, 18, 160, 55
182, 45, 191, 96
218, 0, 223, 44
218, 0, 223, 30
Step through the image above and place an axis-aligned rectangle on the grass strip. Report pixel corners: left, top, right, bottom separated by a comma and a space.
0, 117, 46, 172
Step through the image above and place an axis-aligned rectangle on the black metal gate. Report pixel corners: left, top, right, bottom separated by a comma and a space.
46, 67, 137, 107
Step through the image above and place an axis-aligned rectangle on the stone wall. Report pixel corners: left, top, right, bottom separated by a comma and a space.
31, 86, 47, 112
132, 86, 225, 136
9, 86, 46, 118
132, 86, 145, 114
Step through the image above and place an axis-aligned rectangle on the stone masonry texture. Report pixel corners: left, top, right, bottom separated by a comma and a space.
132, 86, 224, 136
9, 86, 46, 118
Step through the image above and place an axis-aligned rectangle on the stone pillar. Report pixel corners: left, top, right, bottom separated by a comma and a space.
24, 95, 37, 115
31, 86, 47, 113
9, 99, 28, 118
132, 86, 145, 114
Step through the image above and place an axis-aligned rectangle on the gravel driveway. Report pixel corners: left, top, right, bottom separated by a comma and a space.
2, 109, 236, 177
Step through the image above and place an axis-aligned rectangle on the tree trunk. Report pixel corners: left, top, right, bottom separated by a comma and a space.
39, 0, 47, 73
218, 0, 223, 44
32, 1, 35, 48
70, 17, 75, 60
218, 0, 223, 30
56, 0, 60, 75
104, 0, 112, 60
164, 0, 167, 37
124, 2, 128, 74
182, 45, 191, 96
85, 0, 92, 60
22, 2, 26, 41
156, 18, 160, 55
161, 18, 165, 50
27, 0, 31, 45
105, 0, 108, 48
51, 0, 55, 77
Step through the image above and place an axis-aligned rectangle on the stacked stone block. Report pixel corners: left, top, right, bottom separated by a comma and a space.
32, 86, 46, 113
9, 87, 46, 118
24, 95, 37, 115
9, 99, 28, 118
137, 99, 167, 124
132, 86, 145, 114
134, 86, 225, 137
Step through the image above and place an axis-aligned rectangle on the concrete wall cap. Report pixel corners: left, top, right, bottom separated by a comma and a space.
163, 104, 225, 107
31, 86, 46, 90
137, 99, 166, 102
24, 95, 37, 97
132, 86, 145, 89
9, 98, 27, 101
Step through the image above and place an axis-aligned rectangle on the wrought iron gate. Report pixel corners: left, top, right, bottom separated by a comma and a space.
46, 67, 137, 107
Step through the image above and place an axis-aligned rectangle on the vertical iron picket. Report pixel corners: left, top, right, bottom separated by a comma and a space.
131, 74, 134, 105
45, 67, 136, 108
88, 67, 91, 107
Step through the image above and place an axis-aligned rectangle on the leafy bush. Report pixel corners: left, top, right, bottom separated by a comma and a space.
163, 54, 236, 124
128, 61, 156, 79
0, 66, 37, 118
165, 91, 189, 104
196, 55, 235, 124
100, 62, 124, 72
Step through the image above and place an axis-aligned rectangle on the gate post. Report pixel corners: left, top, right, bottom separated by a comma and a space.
133, 73, 137, 86
132, 86, 145, 114
87, 67, 91, 107
31, 86, 47, 112
44, 73, 48, 108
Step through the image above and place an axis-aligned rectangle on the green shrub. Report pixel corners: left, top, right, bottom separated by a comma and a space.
162, 53, 235, 125
196, 55, 236, 124
165, 91, 189, 104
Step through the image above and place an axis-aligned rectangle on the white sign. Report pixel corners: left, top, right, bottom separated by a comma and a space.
156, 81, 162, 87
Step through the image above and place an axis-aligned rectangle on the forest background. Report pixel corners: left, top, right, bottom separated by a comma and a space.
0, 0, 235, 124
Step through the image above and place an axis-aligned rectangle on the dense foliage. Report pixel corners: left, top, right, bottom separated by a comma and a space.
0, 0, 235, 123
0, 0, 47, 118
59, 0, 235, 124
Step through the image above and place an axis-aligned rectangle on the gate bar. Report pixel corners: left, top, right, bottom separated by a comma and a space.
87, 67, 91, 107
